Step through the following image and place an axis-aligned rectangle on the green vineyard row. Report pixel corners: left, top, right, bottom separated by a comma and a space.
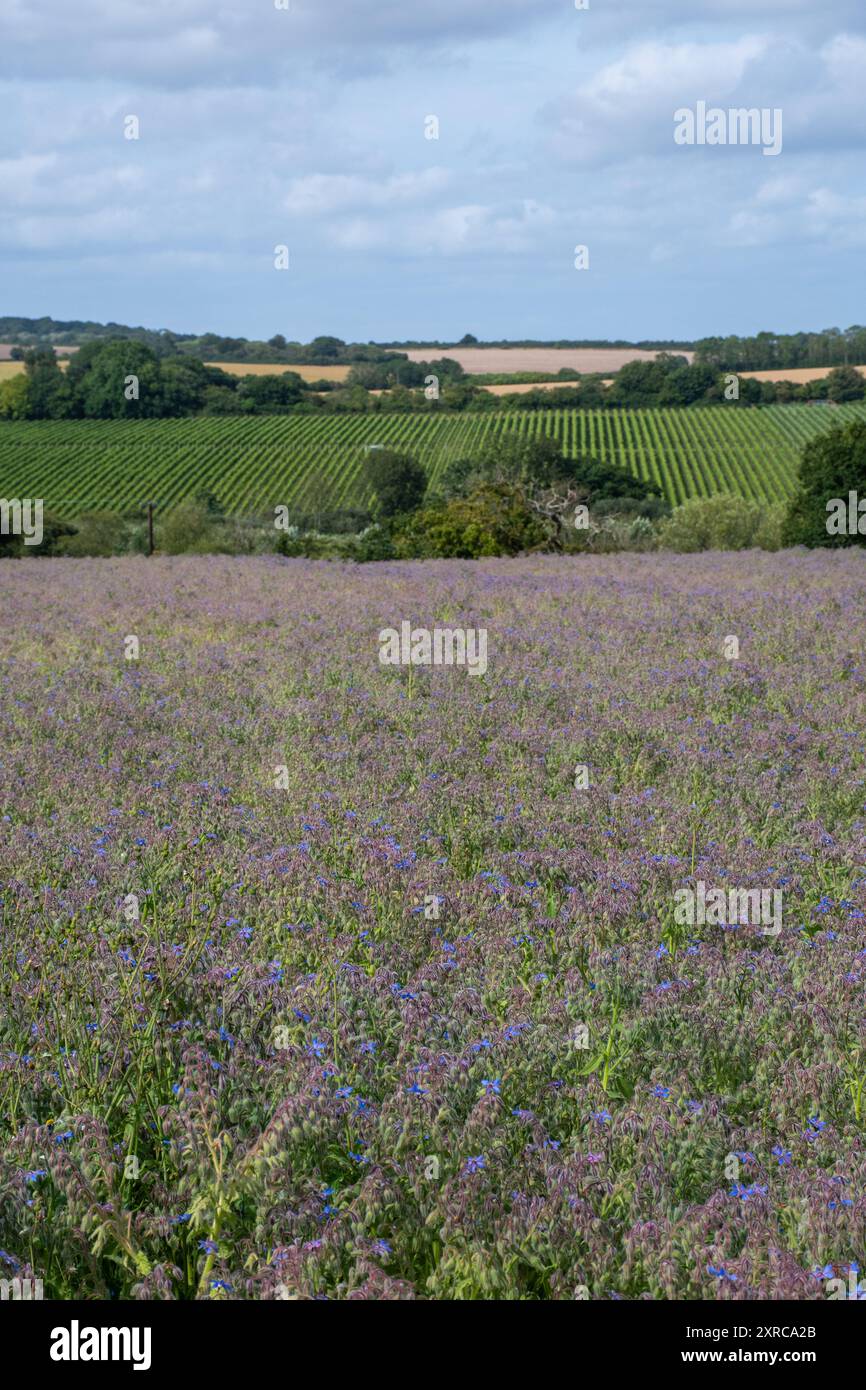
2, 405, 866, 515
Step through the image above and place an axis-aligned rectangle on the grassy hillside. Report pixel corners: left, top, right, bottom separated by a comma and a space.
3, 405, 866, 515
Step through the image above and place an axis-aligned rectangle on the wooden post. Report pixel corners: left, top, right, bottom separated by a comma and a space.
147, 503, 154, 556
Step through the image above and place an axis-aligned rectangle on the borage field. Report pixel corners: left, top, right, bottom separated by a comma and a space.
1, 551, 865, 1301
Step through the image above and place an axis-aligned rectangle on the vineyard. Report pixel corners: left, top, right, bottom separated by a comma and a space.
2, 404, 866, 515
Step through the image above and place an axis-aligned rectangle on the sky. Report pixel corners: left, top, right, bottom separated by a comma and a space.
1, 0, 864, 344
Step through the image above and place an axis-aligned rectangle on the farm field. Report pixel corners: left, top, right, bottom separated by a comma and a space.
0, 360, 351, 383
392, 347, 696, 373
1, 551, 864, 1300
481, 380, 614, 394
205, 363, 352, 382
3, 404, 866, 515
740, 365, 866, 384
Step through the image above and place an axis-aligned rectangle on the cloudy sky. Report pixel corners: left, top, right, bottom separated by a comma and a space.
1, 0, 863, 343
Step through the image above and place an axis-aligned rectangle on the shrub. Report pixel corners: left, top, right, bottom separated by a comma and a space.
353, 525, 396, 562
160, 502, 229, 554
392, 482, 546, 558
592, 495, 671, 520
659, 493, 785, 552
56, 511, 124, 557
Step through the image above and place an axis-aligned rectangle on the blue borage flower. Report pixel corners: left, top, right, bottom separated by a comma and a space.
729, 1182, 768, 1201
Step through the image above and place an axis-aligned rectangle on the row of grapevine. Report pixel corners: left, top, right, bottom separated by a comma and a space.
2, 405, 866, 516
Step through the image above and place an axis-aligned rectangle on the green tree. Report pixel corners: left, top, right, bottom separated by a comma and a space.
826, 365, 865, 403
23, 350, 74, 418
783, 420, 866, 547
658, 364, 717, 405
0, 373, 32, 419
438, 434, 653, 503
309, 336, 345, 359
159, 359, 223, 415
363, 449, 427, 518
235, 372, 304, 412
73, 341, 164, 418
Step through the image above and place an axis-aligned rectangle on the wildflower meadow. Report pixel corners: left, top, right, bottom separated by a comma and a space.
1, 550, 865, 1302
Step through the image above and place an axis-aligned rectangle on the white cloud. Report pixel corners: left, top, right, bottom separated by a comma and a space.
284, 169, 451, 216
0, 153, 59, 204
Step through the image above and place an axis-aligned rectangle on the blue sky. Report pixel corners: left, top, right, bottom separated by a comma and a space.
1, 0, 864, 343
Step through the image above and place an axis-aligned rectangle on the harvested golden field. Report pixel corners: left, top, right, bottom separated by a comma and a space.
481, 379, 614, 395
0, 359, 72, 378
206, 362, 351, 381
391, 346, 694, 374
740, 365, 866, 383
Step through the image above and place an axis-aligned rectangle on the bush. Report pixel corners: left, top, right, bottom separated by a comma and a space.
160, 502, 230, 554
392, 482, 546, 558
782, 420, 866, 547
56, 511, 124, 557
592, 494, 671, 520
353, 525, 396, 562
1, 511, 78, 558
659, 493, 785, 551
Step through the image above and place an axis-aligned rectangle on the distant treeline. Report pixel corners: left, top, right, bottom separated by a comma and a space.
0, 319, 405, 368
2, 345, 864, 422
693, 328, 866, 372
2, 317, 866, 372
379, 333, 694, 350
